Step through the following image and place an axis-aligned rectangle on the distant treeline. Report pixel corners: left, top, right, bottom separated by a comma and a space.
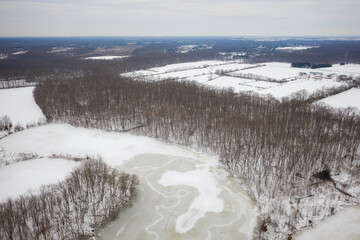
34, 74, 360, 239
291, 62, 332, 69
1, 38, 360, 81
0, 158, 138, 240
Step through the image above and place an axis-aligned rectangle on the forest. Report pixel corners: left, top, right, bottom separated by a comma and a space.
0, 157, 139, 240
33, 74, 360, 239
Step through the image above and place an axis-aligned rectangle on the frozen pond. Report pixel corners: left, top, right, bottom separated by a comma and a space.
100, 154, 256, 240
0, 124, 257, 239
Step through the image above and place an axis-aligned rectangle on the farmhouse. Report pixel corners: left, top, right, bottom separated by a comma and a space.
309, 72, 323, 80
325, 73, 337, 79
298, 72, 309, 79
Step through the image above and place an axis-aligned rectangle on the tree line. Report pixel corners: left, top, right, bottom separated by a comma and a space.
34, 74, 360, 239
0, 157, 138, 240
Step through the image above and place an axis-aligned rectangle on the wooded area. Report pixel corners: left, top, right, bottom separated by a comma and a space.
0, 157, 138, 240
34, 75, 360, 239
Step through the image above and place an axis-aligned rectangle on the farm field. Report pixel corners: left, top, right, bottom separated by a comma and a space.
0, 158, 79, 201
123, 61, 359, 101
317, 88, 360, 110
84, 55, 129, 60
0, 86, 45, 127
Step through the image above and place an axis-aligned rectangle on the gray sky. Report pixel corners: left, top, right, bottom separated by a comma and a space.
0, 0, 359, 37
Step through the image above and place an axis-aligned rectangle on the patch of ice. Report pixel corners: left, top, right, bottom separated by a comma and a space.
159, 164, 223, 233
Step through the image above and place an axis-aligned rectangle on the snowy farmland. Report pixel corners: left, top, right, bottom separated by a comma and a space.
276, 46, 319, 51
317, 88, 360, 111
0, 86, 45, 127
122, 61, 359, 101
0, 158, 79, 201
84, 55, 130, 60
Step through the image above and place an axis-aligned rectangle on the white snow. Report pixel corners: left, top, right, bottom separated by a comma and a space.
85, 56, 130, 60
152, 68, 214, 80
189, 75, 214, 84
246, 80, 281, 89
276, 46, 319, 51
317, 88, 360, 110
206, 76, 258, 92
123, 61, 356, 100
0, 124, 194, 167
176, 45, 212, 53
239, 62, 307, 80
159, 163, 223, 233
0, 53, 7, 60
0, 87, 45, 126
122, 60, 232, 77
0, 158, 79, 201
258, 79, 344, 99
211, 63, 253, 72
295, 206, 360, 240
317, 64, 360, 76
12, 50, 28, 55
47, 47, 74, 53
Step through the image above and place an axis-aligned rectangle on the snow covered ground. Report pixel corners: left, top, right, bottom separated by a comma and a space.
276, 46, 319, 51
47, 47, 74, 53
237, 62, 308, 80
122, 61, 356, 100
0, 158, 79, 201
317, 88, 360, 111
122, 60, 230, 78
257, 79, 344, 99
12, 50, 28, 55
0, 86, 45, 127
295, 206, 360, 240
0, 53, 7, 60
0, 124, 257, 239
84, 55, 129, 60
206, 76, 258, 92
317, 64, 360, 75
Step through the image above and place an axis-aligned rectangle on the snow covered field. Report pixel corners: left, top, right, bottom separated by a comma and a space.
237, 62, 308, 79
276, 46, 319, 51
122, 61, 356, 100
84, 55, 129, 60
0, 124, 257, 239
0, 86, 45, 127
0, 158, 79, 201
257, 79, 344, 99
317, 88, 360, 111
295, 206, 360, 240
12, 50, 28, 55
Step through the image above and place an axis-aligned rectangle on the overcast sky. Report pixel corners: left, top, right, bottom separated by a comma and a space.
0, 0, 359, 37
